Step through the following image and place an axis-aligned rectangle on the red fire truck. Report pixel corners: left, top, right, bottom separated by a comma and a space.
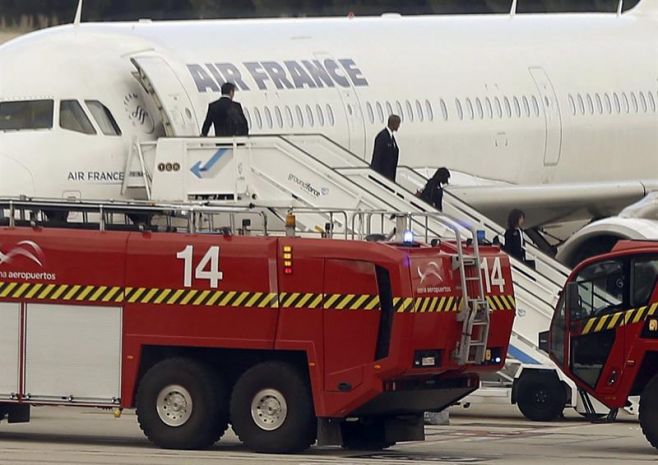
545, 240, 658, 451
0, 199, 515, 453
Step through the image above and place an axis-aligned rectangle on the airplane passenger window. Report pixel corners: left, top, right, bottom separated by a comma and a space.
376, 102, 384, 122
254, 107, 263, 129
396, 101, 404, 121
295, 105, 304, 128
577, 94, 585, 115
613, 93, 621, 114
586, 94, 594, 115
85, 100, 121, 136
630, 92, 639, 113
621, 92, 630, 113
568, 95, 576, 116
416, 100, 424, 122
484, 97, 493, 119
440, 99, 448, 121
513, 97, 521, 118
264, 107, 273, 129
285, 106, 294, 128
0, 99, 53, 131
639, 92, 648, 113
244, 107, 252, 129
522, 96, 530, 117
494, 97, 502, 119
405, 100, 414, 122
425, 100, 433, 121
647, 92, 656, 113
604, 94, 612, 114
326, 104, 335, 127
503, 97, 512, 118
475, 98, 484, 120
455, 98, 464, 121
595, 94, 603, 115
386, 101, 393, 116
366, 102, 375, 124
531, 96, 540, 117
305, 105, 314, 127
316, 105, 325, 126
465, 98, 474, 120
60, 100, 96, 135
275, 106, 284, 129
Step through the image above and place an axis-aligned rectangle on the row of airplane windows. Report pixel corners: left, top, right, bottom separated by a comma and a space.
243, 88, 658, 131
242, 94, 545, 131
569, 90, 658, 117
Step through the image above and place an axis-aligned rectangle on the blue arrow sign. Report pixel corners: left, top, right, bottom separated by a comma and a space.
191, 148, 228, 179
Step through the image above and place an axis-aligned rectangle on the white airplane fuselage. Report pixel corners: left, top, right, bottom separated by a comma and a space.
0, 7, 656, 201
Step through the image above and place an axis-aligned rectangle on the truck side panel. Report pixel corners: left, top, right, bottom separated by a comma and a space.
121, 233, 280, 406
0, 228, 129, 405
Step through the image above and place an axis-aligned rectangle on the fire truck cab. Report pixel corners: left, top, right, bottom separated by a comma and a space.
546, 241, 658, 452
0, 199, 515, 453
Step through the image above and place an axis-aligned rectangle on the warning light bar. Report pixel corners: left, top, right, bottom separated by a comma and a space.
283, 245, 293, 275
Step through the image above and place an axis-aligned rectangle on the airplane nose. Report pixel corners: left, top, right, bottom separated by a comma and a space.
0, 154, 35, 197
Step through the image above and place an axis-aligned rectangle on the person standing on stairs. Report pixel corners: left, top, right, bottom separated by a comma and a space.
370, 114, 401, 182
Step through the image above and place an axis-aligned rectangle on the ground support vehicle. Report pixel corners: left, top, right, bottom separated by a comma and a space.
546, 240, 658, 451
0, 198, 516, 453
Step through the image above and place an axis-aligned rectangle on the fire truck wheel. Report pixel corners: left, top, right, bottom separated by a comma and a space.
640, 373, 658, 450
516, 372, 566, 422
230, 362, 316, 453
341, 420, 395, 451
136, 358, 229, 450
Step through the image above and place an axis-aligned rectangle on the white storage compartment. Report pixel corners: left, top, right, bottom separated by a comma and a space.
25, 304, 122, 404
0, 302, 20, 400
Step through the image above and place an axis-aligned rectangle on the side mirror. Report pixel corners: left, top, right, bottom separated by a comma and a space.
566, 281, 579, 312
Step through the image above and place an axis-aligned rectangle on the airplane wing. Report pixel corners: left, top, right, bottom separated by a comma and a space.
449, 180, 658, 228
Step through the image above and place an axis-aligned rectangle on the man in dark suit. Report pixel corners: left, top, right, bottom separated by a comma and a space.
201, 82, 249, 137
370, 114, 401, 182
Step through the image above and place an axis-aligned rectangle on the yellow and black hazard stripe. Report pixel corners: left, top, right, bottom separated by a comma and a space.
486, 295, 516, 311
582, 302, 658, 335
409, 296, 460, 313
121, 288, 281, 308
0, 281, 514, 315
0, 282, 124, 303
321, 293, 381, 311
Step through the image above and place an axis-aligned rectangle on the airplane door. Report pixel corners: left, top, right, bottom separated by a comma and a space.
315, 53, 367, 157
529, 67, 563, 166
131, 55, 199, 136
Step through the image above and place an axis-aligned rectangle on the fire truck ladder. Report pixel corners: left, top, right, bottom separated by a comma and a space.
453, 242, 491, 366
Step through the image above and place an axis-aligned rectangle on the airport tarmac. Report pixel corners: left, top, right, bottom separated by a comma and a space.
0, 404, 652, 465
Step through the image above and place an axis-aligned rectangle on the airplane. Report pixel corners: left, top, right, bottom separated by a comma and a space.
0, 0, 656, 266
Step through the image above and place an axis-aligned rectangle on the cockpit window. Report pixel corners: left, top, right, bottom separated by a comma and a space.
85, 100, 122, 136
0, 100, 54, 131
60, 100, 96, 135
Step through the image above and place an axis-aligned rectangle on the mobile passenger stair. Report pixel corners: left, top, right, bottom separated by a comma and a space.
122, 134, 608, 418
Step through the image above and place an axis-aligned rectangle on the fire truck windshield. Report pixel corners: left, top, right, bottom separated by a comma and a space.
572, 259, 625, 321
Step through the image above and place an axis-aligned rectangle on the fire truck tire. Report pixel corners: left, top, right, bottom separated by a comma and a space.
516, 372, 566, 422
640, 373, 658, 450
135, 358, 229, 450
341, 420, 395, 451
230, 362, 316, 453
